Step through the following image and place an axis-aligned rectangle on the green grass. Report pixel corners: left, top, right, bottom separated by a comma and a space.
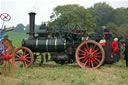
6, 32, 28, 41
5, 32, 28, 47
0, 60, 128, 85
0, 32, 128, 85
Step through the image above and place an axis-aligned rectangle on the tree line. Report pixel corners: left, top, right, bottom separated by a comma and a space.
13, 2, 128, 39
12, 24, 40, 33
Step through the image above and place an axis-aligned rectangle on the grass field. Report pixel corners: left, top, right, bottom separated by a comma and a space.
0, 32, 128, 85
5, 32, 28, 48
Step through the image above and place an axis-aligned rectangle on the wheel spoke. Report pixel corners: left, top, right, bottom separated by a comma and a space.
95, 55, 102, 58
3, 42, 9, 54
92, 44, 96, 51
26, 57, 31, 59
15, 54, 20, 58
23, 49, 27, 56
84, 60, 88, 66
79, 53, 86, 56
88, 59, 91, 68
81, 57, 88, 63
85, 42, 89, 50
16, 51, 23, 57
24, 54, 30, 57
93, 48, 99, 54
79, 49, 87, 54
2, 61, 7, 73
0, 59, 4, 64
22, 62, 25, 69
95, 51, 103, 55
91, 57, 98, 65
2, 45, 7, 54
8, 61, 11, 72
79, 56, 86, 60
89, 48, 92, 53
0, 52, 4, 56
91, 60, 94, 68
15, 58, 19, 61
95, 57, 101, 63
24, 61, 28, 67
25, 59, 31, 63
83, 46, 88, 53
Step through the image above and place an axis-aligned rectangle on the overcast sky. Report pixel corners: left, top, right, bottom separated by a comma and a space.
0, 0, 128, 27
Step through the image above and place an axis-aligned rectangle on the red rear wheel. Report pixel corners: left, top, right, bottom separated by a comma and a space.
15, 47, 33, 69
76, 40, 104, 69
0, 39, 14, 74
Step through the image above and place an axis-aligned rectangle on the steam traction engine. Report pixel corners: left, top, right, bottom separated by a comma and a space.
15, 12, 121, 69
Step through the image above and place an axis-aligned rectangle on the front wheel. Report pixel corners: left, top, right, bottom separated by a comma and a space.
75, 40, 104, 69
15, 47, 33, 69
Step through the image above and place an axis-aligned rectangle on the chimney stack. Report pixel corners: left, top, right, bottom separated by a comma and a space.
28, 12, 36, 38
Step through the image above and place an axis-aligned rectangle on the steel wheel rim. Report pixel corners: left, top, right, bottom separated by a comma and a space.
76, 40, 104, 69
0, 39, 14, 74
15, 47, 33, 69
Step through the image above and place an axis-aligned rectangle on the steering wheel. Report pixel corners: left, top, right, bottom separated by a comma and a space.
0, 13, 11, 22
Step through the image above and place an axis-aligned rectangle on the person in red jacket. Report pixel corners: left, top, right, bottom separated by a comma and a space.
111, 38, 120, 55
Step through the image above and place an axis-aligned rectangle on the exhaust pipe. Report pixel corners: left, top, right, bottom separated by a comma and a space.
28, 12, 36, 38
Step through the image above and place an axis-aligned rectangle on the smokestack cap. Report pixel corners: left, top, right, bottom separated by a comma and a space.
29, 12, 36, 15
